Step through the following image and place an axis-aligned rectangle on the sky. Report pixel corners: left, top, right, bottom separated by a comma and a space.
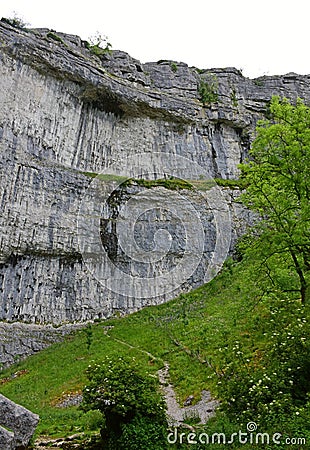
0, 0, 309, 79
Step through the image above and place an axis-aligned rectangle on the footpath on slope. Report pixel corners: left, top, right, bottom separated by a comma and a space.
33, 328, 219, 449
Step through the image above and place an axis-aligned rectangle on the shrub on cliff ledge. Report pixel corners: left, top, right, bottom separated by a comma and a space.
1, 14, 28, 29
86, 31, 112, 56
82, 356, 167, 449
198, 74, 218, 105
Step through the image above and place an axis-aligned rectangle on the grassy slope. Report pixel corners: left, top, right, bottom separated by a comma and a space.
0, 258, 267, 441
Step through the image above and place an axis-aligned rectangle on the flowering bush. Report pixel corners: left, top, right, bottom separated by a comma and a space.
216, 294, 310, 430
82, 355, 167, 449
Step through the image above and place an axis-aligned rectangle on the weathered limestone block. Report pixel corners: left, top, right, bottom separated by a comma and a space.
0, 425, 14, 450
0, 322, 86, 368
0, 394, 39, 449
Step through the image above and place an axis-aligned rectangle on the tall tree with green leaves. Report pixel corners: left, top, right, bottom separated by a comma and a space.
239, 96, 310, 304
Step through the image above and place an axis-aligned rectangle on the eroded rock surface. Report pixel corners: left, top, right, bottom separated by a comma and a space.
0, 20, 310, 360
0, 394, 39, 449
0, 322, 85, 368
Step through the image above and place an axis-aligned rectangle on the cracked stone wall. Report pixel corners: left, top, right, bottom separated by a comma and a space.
0, 20, 310, 338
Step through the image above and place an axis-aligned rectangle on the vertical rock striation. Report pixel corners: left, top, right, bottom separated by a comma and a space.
0, 19, 310, 334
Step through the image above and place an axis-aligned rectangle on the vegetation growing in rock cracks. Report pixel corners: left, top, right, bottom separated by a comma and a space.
47, 31, 64, 44
198, 74, 218, 105
239, 96, 310, 305
125, 176, 194, 191
1, 15, 28, 29
86, 31, 112, 56
171, 62, 178, 73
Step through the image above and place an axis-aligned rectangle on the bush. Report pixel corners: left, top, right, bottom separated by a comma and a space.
80, 409, 104, 431
198, 74, 218, 105
1, 15, 28, 29
216, 294, 310, 431
82, 356, 167, 449
118, 416, 167, 450
86, 31, 112, 57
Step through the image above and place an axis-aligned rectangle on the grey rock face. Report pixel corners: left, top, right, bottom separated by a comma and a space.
0, 394, 39, 449
0, 426, 14, 450
0, 322, 86, 368
0, 19, 310, 339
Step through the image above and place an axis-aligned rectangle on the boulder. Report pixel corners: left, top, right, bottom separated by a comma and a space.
0, 426, 14, 450
0, 394, 39, 449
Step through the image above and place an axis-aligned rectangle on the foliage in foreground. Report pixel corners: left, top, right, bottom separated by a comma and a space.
0, 256, 309, 448
213, 96, 310, 446
217, 294, 310, 427
82, 356, 167, 449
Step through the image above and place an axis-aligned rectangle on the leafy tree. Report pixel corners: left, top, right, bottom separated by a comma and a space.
239, 96, 310, 304
82, 356, 167, 449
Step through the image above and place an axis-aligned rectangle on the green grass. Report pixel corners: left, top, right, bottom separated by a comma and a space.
81, 172, 128, 183
0, 258, 268, 442
1, 257, 308, 449
80, 172, 239, 193
125, 177, 194, 191
81, 171, 245, 193
214, 177, 247, 189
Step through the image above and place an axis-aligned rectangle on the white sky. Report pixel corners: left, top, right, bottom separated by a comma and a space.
0, 0, 308, 79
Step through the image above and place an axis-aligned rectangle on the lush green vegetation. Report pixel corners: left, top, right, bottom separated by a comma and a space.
214, 177, 247, 189
0, 97, 309, 448
240, 97, 310, 305
1, 255, 308, 448
82, 356, 167, 449
0, 261, 256, 443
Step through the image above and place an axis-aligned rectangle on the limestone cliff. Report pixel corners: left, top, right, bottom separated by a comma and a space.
1, 19, 310, 333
